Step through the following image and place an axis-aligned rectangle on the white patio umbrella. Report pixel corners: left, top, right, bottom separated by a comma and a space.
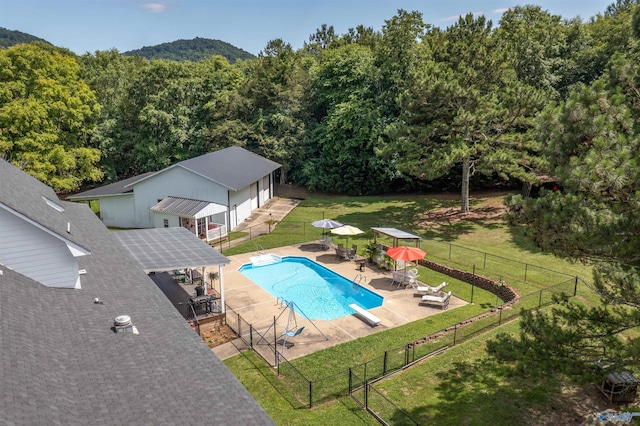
311, 219, 343, 237
330, 225, 364, 247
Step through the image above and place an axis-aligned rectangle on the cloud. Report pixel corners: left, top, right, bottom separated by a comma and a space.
492, 8, 510, 14
436, 11, 484, 22
141, 2, 168, 13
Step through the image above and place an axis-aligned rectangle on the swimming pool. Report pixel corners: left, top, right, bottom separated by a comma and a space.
239, 256, 383, 321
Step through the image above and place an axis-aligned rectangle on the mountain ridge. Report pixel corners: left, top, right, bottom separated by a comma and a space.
122, 37, 255, 63
0, 29, 254, 63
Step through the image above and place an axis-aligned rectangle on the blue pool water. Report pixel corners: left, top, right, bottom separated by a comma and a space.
239, 256, 383, 321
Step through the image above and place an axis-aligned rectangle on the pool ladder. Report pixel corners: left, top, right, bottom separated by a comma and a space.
276, 296, 290, 309
353, 274, 367, 287
256, 244, 266, 255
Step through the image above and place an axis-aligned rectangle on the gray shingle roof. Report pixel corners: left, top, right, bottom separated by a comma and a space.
0, 160, 273, 425
0, 159, 90, 252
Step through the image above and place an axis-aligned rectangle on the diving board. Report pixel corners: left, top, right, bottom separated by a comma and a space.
250, 254, 282, 267
349, 304, 381, 326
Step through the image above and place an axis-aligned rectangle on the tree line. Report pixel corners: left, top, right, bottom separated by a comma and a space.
1, 0, 639, 386
0, 5, 632, 202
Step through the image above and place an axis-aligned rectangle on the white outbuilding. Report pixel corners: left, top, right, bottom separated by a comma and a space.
69, 146, 281, 242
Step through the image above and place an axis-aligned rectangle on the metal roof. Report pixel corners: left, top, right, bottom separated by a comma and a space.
372, 227, 422, 240
151, 196, 227, 218
67, 171, 154, 199
157, 145, 281, 191
69, 146, 280, 199
114, 227, 230, 273
178, 146, 280, 190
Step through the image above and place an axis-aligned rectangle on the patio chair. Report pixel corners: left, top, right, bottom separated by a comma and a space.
391, 270, 407, 287
280, 326, 305, 355
335, 247, 347, 260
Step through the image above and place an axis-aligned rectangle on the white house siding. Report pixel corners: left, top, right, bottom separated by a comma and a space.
229, 186, 252, 229
0, 209, 79, 288
153, 213, 180, 229
133, 167, 229, 229
250, 182, 258, 210
260, 175, 271, 205
100, 195, 136, 228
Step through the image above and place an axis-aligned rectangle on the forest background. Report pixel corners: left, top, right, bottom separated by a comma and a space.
2, 0, 640, 385
0, 3, 634, 205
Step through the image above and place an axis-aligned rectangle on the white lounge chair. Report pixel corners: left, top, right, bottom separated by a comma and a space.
349, 304, 381, 326
413, 281, 447, 294
419, 291, 451, 310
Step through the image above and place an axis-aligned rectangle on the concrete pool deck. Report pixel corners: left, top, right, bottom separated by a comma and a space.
215, 242, 466, 362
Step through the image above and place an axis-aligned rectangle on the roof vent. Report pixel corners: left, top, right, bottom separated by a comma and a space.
113, 315, 139, 334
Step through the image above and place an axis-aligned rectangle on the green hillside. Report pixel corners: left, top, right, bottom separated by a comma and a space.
123, 37, 254, 63
0, 27, 50, 48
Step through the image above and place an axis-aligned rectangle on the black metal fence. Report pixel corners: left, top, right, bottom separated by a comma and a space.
351, 371, 421, 426
218, 219, 578, 294
223, 276, 584, 412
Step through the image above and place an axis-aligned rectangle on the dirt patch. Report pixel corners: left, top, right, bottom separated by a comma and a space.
197, 323, 237, 348
418, 194, 510, 228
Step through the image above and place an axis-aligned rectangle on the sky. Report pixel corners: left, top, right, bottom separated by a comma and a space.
1, 0, 616, 56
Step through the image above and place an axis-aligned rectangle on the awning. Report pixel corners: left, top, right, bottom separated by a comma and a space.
114, 227, 230, 273
371, 227, 421, 247
151, 196, 227, 219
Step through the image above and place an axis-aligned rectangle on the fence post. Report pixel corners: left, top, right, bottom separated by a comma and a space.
383, 351, 388, 376
471, 265, 475, 304
524, 263, 528, 282
538, 289, 543, 309
309, 381, 313, 408
349, 368, 352, 394
453, 324, 457, 346
405, 344, 410, 366
273, 316, 278, 367
364, 362, 367, 382
574, 276, 578, 296
448, 244, 452, 260
364, 380, 369, 410
237, 313, 241, 336
483, 252, 487, 269
249, 324, 253, 348
498, 307, 503, 326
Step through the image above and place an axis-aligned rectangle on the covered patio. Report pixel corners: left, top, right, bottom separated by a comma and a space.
151, 196, 229, 243
114, 227, 231, 321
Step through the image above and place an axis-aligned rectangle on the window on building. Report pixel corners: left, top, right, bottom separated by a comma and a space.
163, 219, 169, 228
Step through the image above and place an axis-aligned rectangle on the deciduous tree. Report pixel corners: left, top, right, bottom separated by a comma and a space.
0, 43, 102, 192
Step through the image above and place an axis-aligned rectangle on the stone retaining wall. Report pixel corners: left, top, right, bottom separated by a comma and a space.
418, 259, 519, 305
376, 246, 522, 349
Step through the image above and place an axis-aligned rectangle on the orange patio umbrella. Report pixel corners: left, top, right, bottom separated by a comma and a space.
385, 246, 426, 262
385, 246, 426, 273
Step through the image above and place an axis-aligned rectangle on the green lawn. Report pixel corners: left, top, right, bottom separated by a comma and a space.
223, 193, 611, 424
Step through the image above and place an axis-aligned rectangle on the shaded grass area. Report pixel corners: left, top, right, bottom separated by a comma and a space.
372, 320, 612, 426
